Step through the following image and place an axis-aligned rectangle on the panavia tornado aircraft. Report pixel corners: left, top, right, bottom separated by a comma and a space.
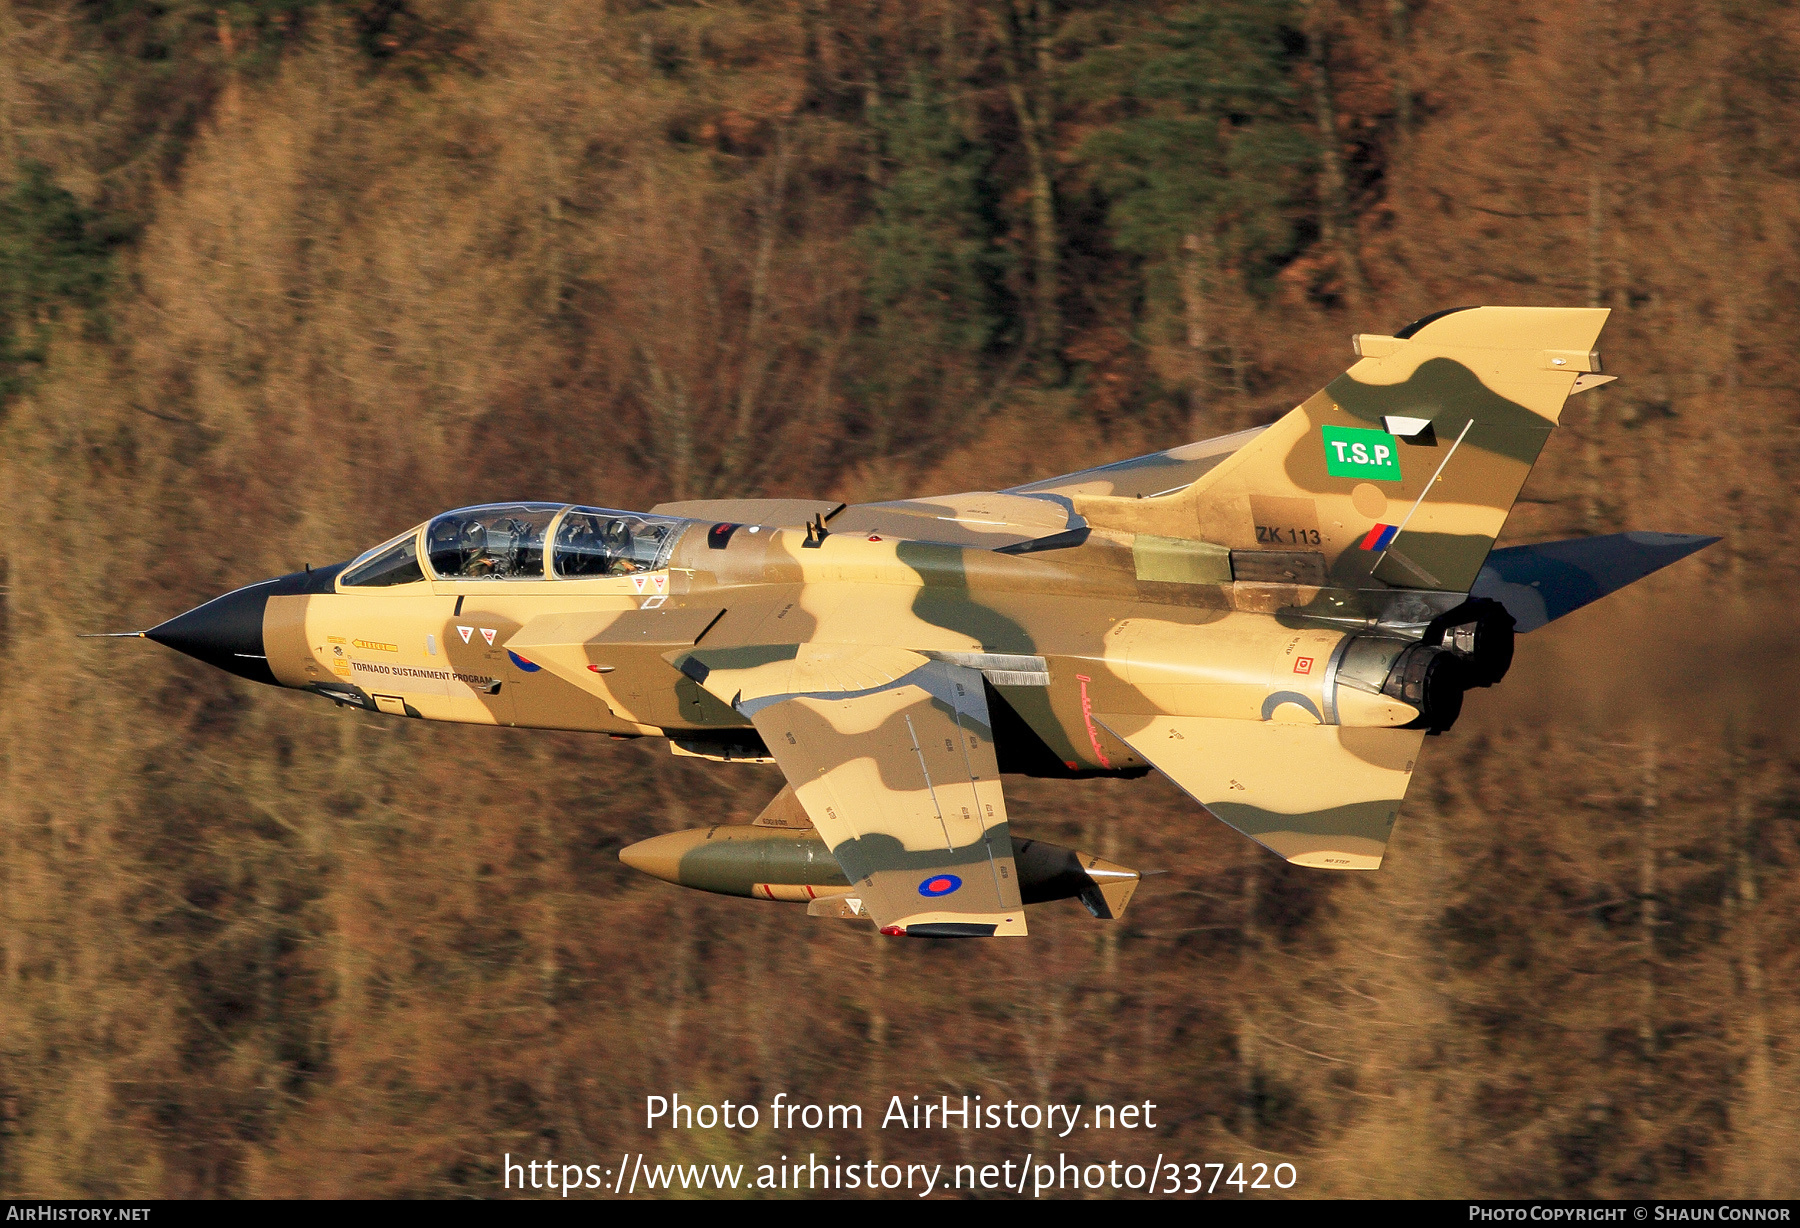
124, 307, 1713, 938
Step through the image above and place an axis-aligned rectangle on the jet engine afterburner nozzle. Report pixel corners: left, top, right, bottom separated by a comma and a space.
1425, 597, 1517, 689
1335, 629, 1471, 734
1381, 641, 1465, 734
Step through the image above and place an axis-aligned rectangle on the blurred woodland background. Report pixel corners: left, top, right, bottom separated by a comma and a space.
3, 0, 1799, 1198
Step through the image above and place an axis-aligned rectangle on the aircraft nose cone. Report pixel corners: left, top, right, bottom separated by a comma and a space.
145, 578, 279, 685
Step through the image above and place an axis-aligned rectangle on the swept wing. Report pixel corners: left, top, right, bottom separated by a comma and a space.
680, 647, 1028, 936
649, 426, 1270, 551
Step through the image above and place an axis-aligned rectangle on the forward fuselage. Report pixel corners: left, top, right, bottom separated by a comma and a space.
215, 516, 1425, 775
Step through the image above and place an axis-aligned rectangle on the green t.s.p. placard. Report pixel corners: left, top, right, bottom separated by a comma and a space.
1321, 425, 1403, 481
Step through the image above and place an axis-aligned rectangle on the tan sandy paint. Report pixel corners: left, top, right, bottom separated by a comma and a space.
176, 306, 1708, 935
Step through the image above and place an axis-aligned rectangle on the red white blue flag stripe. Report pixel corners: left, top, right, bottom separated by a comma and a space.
1359, 523, 1400, 551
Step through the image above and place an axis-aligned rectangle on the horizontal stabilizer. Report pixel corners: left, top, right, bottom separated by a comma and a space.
1471, 532, 1718, 632
1096, 714, 1426, 870
1012, 838, 1141, 920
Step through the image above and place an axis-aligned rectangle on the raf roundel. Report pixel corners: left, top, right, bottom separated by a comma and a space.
918, 874, 963, 898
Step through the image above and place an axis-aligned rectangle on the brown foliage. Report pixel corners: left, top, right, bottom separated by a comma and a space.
2, 0, 1798, 1199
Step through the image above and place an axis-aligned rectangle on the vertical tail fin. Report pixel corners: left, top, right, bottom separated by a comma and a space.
1073, 306, 1611, 594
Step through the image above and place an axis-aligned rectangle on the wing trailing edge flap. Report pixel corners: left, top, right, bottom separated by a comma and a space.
1095, 715, 1426, 870
686, 650, 1028, 937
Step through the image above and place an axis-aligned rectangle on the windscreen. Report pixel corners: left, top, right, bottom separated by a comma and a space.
340, 530, 426, 587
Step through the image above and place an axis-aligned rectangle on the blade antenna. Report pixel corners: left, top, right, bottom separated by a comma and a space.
1375, 416, 1474, 569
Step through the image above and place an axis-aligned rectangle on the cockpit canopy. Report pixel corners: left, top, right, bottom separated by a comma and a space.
552, 507, 683, 577
426, 503, 559, 580
339, 503, 690, 587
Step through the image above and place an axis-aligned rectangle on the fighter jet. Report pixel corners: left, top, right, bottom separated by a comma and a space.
124, 307, 1714, 938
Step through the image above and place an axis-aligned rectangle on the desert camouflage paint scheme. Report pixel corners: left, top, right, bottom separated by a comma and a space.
132, 307, 1716, 938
